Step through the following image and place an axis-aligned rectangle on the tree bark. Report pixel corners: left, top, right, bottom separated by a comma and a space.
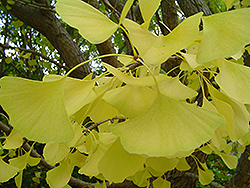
177, 0, 212, 17
1, 0, 91, 79
225, 144, 250, 188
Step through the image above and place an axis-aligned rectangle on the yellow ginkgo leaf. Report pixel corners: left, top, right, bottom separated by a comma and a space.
79, 133, 115, 177
146, 157, 179, 174
14, 171, 23, 188
122, 12, 202, 67
98, 138, 145, 183
103, 63, 168, 86
153, 177, 171, 188
176, 157, 191, 171
43, 143, 70, 166
3, 129, 23, 149
0, 76, 74, 143
197, 9, 250, 63
0, 157, 19, 182
111, 94, 225, 157
44, 74, 96, 116
46, 159, 74, 188
198, 165, 214, 185
208, 84, 250, 141
127, 169, 151, 187
139, 0, 162, 26
216, 60, 250, 104
9, 152, 29, 170
158, 76, 197, 100
119, 0, 134, 24
219, 153, 238, 169
56, 0, 118, 44
103, 85, 157, 119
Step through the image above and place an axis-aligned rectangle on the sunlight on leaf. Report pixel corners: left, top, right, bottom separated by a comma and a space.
0, 157, 19, 182
111, 94, 225, 157
216, 60, 250, 104
9, 152, 29, 170
56, 0, 118, 44
197, 9, 250, 63
122, 12, 202, 66
103, 85, 157, 119
98, 138, 145, 183
0, 76, 74, 143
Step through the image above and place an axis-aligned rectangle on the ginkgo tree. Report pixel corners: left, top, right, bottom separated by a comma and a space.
0, 0, 250, 187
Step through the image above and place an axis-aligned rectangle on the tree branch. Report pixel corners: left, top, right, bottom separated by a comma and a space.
0, 43, 70, 70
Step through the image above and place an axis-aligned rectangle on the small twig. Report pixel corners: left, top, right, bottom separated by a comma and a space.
0, 43, 69, 70
87, 116, 127, 131
13, 0, 56, 12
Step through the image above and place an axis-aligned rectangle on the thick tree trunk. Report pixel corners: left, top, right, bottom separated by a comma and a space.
225, 144, 250, 188
177, 0, 212, 17
1, 0, 91, 79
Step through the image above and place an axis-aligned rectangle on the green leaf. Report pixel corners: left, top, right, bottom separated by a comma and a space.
7, 0, 15, 5
0, 157, 19, 182
5, 57, 13, 64
122, 12, 202, 67
103, 85, 157, 119
22, 53, 32, 59
197, 9, 250, 63
216, 60, 250, 104
98, 138, 145, 183
111, 94, 225, 157
0, 76, 74, 143
46, 159, 74, 188
56, 0, 118, 44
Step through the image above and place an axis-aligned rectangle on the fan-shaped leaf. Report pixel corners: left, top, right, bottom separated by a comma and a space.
103, 85, 157, 118
122, 12, 202, 66
216, 60, 250, 104
0, 76, 74, 143
98, 138, 145, 183
197, 9, 250, 62
111, 94, 225, 157
56, 0, 118, 44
